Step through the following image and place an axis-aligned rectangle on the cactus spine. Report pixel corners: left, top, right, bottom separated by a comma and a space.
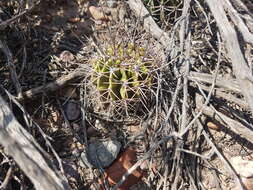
90, 42, 156, 112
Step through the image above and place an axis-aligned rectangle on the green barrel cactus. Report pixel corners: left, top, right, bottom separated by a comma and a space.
90, 42, 157, 113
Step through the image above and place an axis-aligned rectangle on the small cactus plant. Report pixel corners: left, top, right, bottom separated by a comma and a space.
89, 41, 159, 115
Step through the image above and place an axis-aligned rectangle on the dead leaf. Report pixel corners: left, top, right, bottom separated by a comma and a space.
207, 121, 220, 131
100, 148, 144, 190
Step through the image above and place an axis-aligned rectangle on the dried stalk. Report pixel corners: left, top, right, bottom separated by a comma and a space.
195, 84, 249, 110
222, 0, 253, 45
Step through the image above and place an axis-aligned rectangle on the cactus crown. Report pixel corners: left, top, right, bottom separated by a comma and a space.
88, 41, 159, 116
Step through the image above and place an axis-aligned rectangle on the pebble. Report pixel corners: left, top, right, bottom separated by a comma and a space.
107, 0, 117, 8
230, 156, 253, 178
81, 140, 121, 168
59, 50, 74, 62
64, 101, 80, 121
88, 6, 109, 21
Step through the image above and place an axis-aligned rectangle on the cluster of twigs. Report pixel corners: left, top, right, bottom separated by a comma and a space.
125, 0, 253, 189
0, 0, 253, 189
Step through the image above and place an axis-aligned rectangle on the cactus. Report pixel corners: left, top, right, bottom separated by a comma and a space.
90, 42, 157, 114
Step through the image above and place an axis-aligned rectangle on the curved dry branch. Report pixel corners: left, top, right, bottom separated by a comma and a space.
0, 96, 70, 190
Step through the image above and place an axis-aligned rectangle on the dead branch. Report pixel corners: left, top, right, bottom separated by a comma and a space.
189, 71, 241, 94
206, 0, 253, 115
0, 40, 22, 98
180, 34, 222, 137
194, 83, 249, 110
17, 70, 84, 101
0, 165, 13, 189
180, 0, 191, 131
0, 95, 70, 190
128, 0, 169, 47
222, 0, 253, 45
195, 93, 253, 144
230, 0, 253, 32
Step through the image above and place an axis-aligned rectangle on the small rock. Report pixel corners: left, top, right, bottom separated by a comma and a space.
107, 0, 117, 8
86, 140, 121, 168
88, 6, 109, 21
64, 101, 80, 121
230, 157, 253, 190
59, 50, 74, 62
230, 156, 253, 178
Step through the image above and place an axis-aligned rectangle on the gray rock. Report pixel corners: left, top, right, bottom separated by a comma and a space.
64, 101, 80, 121
82, 140, 121, 168
107, 0, 117, 8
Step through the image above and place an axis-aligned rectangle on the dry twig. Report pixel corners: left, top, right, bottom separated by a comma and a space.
195, 115, 245, 190
0, 1, 40, 29
17, 70, 84, 101
222, 0, 253, 45
0, 165, 13, 189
